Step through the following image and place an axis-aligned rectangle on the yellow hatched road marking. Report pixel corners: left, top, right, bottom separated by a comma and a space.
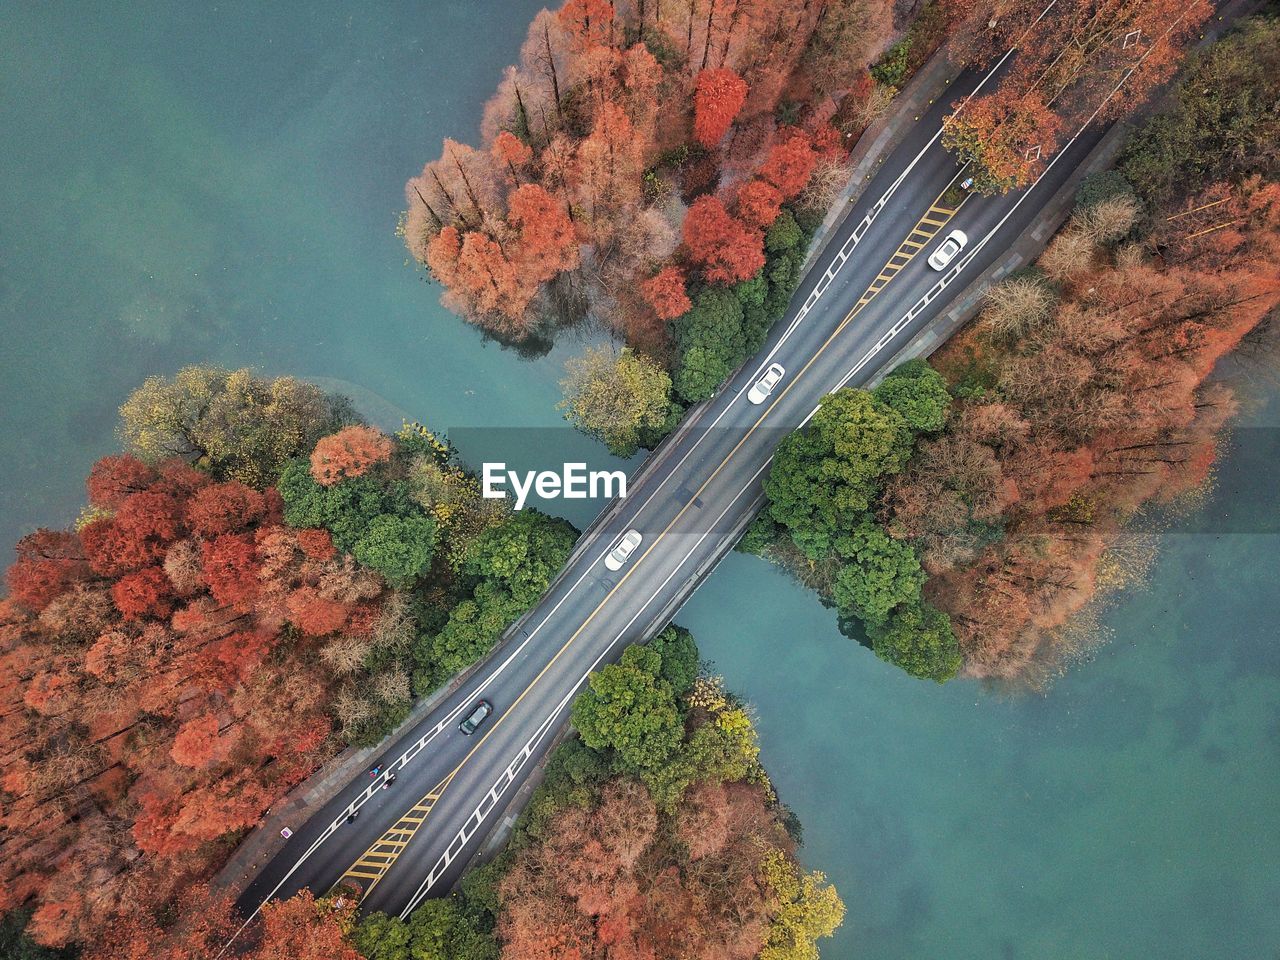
851, 180, 966, 312
336, 770, 457, 898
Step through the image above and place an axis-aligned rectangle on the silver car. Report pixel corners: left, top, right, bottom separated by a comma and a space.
928, 229, 968, 270
604, 529, 643, 571
748, 363, 785, 404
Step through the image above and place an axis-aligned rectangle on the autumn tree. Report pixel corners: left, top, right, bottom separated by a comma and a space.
942, 91, 1060, 194
694, 67, 749, 147
759, 133, 819, 201
0, 440, 403, 947
640, 265, 692, 320
683, 194, 766, 284
559, 345, 674, 455
310, 426, 393, 486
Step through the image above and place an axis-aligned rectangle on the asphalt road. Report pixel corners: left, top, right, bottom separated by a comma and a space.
237, 59, 1110, 926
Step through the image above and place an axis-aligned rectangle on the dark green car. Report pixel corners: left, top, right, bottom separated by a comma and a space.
459, 700, 493, 735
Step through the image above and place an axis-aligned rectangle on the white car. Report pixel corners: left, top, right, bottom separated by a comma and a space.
748, 363, 785, 404
604, 529, 643, 571
927, 229, 967, 270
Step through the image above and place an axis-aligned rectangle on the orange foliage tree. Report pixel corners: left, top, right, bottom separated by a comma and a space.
309, 425, 393, 487
404, 0, 895, 345
682, 194, 766, 284
694, 67, 749, 147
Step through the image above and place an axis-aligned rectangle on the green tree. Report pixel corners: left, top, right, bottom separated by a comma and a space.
870, 38, 910, 87
1075, 169, 1138, 211
412, 511, 576, 693
118, 366, 352, 487
759, 851, 847, 960
412, 581, 527, 693
570, 644, 684, 773
684, 705, 760, 784
1120, 17, 1280, 203
765, 209, 804, 254
353, 513, 437, 584
461, 509, 577, 605
650, 624, 699, 695
872, 359, 951, 435
560, 346, 673, 457
831, 523, 925, 627
352, 912, 412, 960
673, 289, 747, 402
354, 898, 497, 960
764, 389, 911, 558
868, 601, 962, 682
277, 460, 411, 554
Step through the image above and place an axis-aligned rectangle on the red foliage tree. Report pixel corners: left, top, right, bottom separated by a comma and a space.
286, 584, 350, 636
508, 182, 580, 280
693, 67, 749, 148
492, 130, 533, 182
296, 527, 336, 560
759, 132, 817, 200
186, 480, 267, 536
0, 442, 387, 949
640, 266, 693, 320
111, 566, 174, 621
201, 534, 261, 610
170, 713, 226, 769
86, 454, 157, 509
309, 426, 392, 487
251, 890, 362, 960
5, 530, 89, 611
682, 194, 766, 283
736, 178, 783, 230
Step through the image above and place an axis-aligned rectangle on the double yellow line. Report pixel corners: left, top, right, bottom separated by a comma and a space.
337, 179, 970, 900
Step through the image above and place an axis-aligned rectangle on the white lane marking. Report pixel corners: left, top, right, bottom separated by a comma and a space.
228, 553, 604, 940
398, 457, 775, 917
392, 3, 1185, 916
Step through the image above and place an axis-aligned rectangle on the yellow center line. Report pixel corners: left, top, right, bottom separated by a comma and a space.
337, 173, 971, 900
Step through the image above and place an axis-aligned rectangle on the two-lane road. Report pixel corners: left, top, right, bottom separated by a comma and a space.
238, 56, 1111, 926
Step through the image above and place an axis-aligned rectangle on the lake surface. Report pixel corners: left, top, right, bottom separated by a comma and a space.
3, 4, 1277, 958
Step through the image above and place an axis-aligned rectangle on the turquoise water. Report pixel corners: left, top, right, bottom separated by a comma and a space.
2, 4, 1277, 959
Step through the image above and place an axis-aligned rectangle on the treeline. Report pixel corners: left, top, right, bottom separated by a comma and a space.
403, 0, 899, 346
0, 366, 574, 951
751, 13, 1280, 683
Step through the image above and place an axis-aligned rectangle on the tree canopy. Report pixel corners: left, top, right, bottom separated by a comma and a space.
559, 345, 673, 456
765, 388, 911, 559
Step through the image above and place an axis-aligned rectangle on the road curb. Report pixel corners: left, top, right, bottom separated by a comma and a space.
211, 637, 501, 899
